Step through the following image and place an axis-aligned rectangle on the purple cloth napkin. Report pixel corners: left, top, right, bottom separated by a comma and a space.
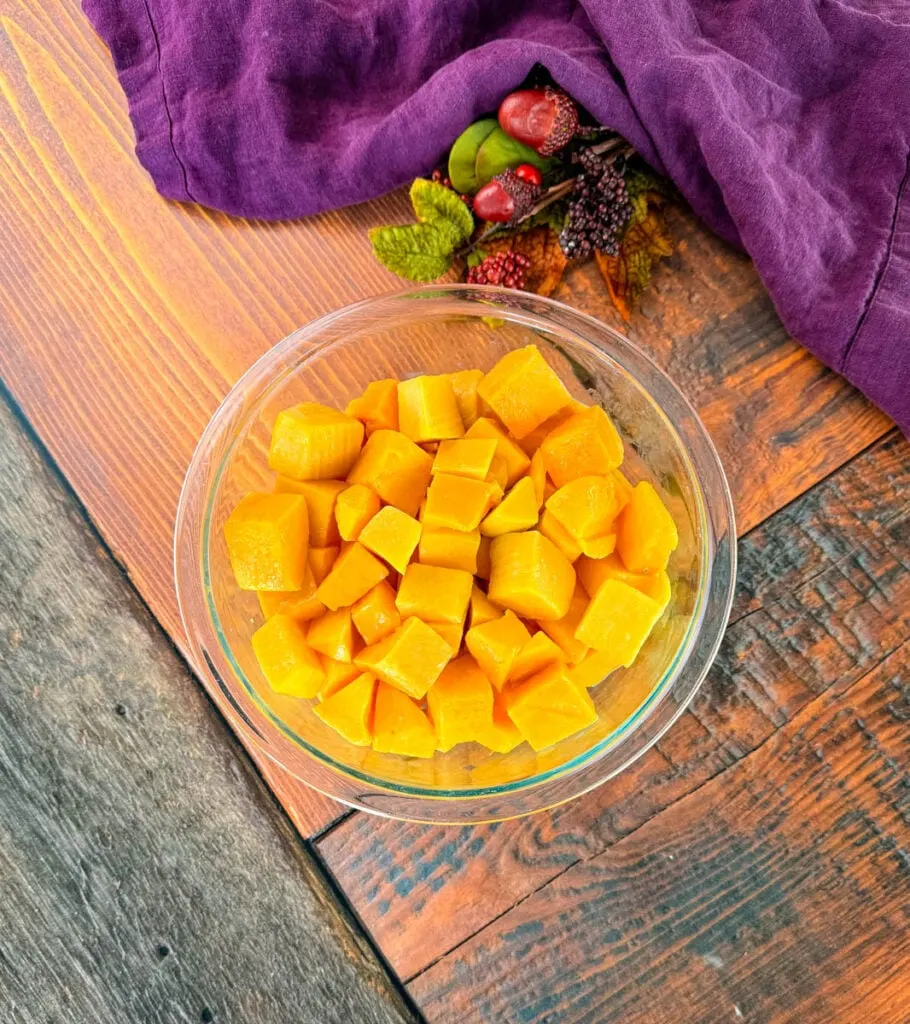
84, 0, 910, 433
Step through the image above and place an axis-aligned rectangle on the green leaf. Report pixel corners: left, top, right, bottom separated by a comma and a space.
369, 224, 454, 282
474, 127, 553, 188
448, 118, 499, 194
466, 249, 487, 268
409, 179, 475, 247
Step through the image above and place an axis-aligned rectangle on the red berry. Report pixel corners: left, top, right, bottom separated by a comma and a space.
498, 87, 579, 156
473, 180, 515, 223
514, 164, 543, 187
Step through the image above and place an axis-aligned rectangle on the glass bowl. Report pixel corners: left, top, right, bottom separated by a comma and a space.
174, 285, 736, 824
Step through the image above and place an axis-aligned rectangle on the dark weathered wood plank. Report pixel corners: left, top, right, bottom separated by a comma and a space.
408, 641, 910, 1024
317, 431, 910, 981
0, 394, 416, 1024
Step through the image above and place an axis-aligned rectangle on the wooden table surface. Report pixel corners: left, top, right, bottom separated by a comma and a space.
1, 2, 908, 1022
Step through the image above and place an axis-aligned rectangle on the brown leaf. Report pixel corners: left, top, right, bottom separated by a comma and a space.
485, 227, 568, 297
595, 208, 674, 321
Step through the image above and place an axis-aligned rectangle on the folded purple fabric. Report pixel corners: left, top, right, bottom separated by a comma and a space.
84, 0, 910, 433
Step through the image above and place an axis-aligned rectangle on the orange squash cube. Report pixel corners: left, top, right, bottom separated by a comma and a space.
538, 508, 582, 562
575, 578, 663, 665
431, 438, 498, 480
448, 369, 484, 428
347, 429, 433, 517
315, 542, 389, 610
505, 663, 597, 751
616, 481, 679, 573
486, 452, 510, 492
372, 683, 437, 758
256, 567, 324, 622
274, 477, 345, 547
476, 693, 524, 753
576, 551, 639, 596
612, 469, 635, 510
477, 346, 573, 439
422, 473, 499, 531
345, 379, 399, 434
528, 449, 548, 505
465, 417, 530, 485
540, 406, 623, 487
480, 476, 540, 538
517, 402, 585, 456
419, 527, 481, 574
225, 492, 309, 592
334, 483, 381, 541
355, 617, 452, 699
538, 585, 590, 665
397, 374, 464, 442
395, 563, 473, 625
476, 535, 492, 580
509, 631, 564, 682
317, 656, 363, 700
251, 613, 325, 698
547, 474, 620, 538
427, 655, 494, 751
307, 607, 354, 663
351, 581, 401, 645
314, 672, 377, 746
428, 621, 464, 655
358, 505, 421, 573
465, 609, 532, 690
269, 402, 364, 481
469, 585, 502, 629
638, 570, 672, 610
567, 648, 625, 689
488, 530, 576, 621
308, 545, 339, 584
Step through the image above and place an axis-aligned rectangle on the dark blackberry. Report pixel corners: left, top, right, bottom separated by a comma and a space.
559, 151, 632, 259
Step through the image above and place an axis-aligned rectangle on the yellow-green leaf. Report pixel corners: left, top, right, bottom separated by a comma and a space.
409, 178, 475, 247
369, 223, 454, 281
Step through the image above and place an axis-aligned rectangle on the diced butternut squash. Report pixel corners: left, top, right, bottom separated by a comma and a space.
517, 402, 585, 456
488, 530, 576, 621
351, 581, 401, 645
538, 508, 582, 562
476, 536, 492, 580
314, 672, 377, 746
307, 607, 354, 663
422, 473, 499, 531
355, 617, 452, 699
476, 693, 524, 753
225, 493, 309, 592
274, 477, 345, 546
465, 418, 530, 485
540, 406, 623, 487
449, 369, 484, 428
372, 683, 436, 758
579, 532, 617, 558
419, 528, 481, 574
334, 483, 381, 541
546, 475, 621, 551
568, 649, 625, 689
269, 402, 364, 480
616, 481, 679, 573
575, 578, 663, 665
347, 429, 433, 517
251, 613, 325, 698
638, 570, 672, 610
428, 621, 464, 655
315, 542, 389, 610
256, 567, 324, 622
395, 563, 473, 625
480, 476, 540, 538
528, 449, 548, 505
486, 452, 510, 491
432, 438, 498, 480
358, 506, 421, 573
612, 469, 635, 510
427, 655, 495, 751
505, 663, 597, 751
538, 585, 590, 665
469, 585, 502, 629
477, 346, 573, 439
308, 545, 339, 584
577, 553, 671, 612
398, 375, 464, 442
509, 631, 564, 682
345, 379, 399, 434
317, 657, 362, 700
465, 609, 531, 690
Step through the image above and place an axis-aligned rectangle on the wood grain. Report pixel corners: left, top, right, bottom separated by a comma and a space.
0, 394, 415, 1024
409, 640, 910, 1024
317, 431, 910, 982
0, 0, 891, 842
